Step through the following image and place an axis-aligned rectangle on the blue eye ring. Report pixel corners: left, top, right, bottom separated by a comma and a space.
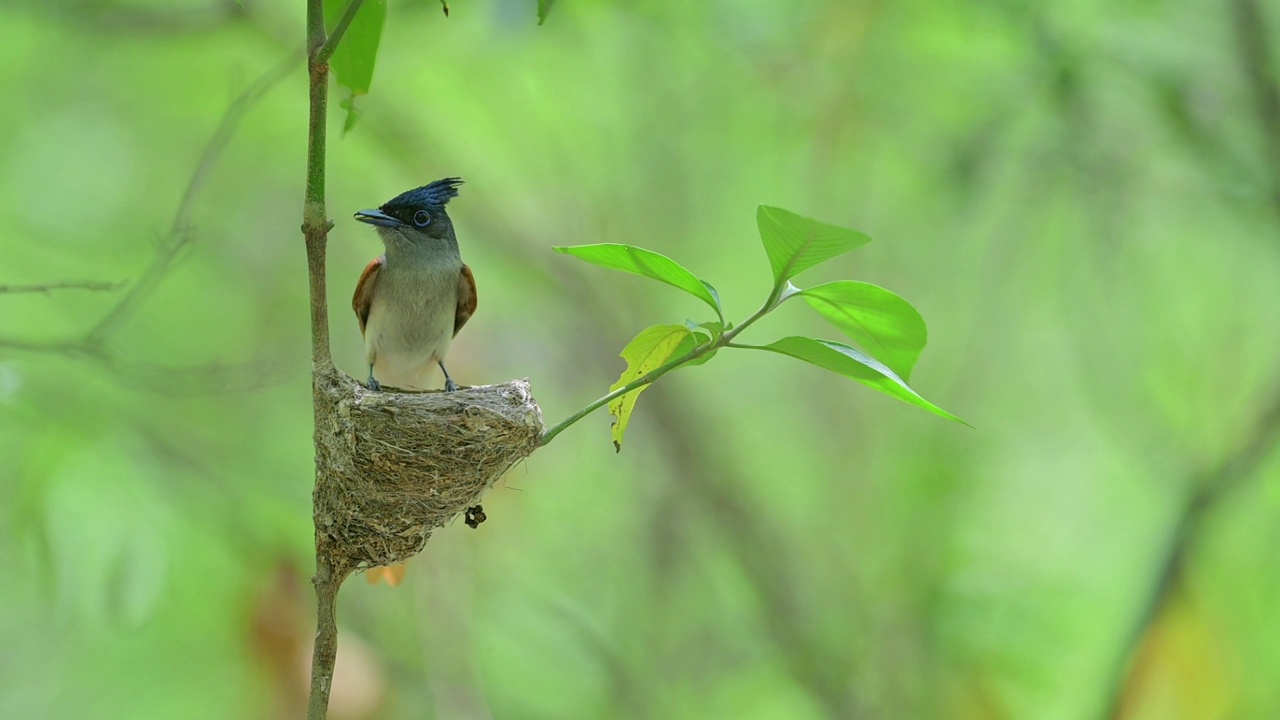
413, 210, 431, 227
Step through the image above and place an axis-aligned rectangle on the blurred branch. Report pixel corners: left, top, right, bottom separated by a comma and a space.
1105, 8, 1280, 713
0, 280, 124, 294
85, 50, 299, 347
0, 338, 290, 394
301, 0, 340, 717
1233, 0, 1280, 212
1104, 387, 1280, 719
0, 51, 297, 393
12, 0, 247, 35
645, 390, 866, 718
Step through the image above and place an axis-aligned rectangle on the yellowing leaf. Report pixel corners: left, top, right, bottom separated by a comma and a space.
609, 325, 695, 451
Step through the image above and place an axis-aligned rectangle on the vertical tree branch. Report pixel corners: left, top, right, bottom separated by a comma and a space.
307, 557, 346, 719
302, 1, 338, 718
303, 0, 333, 372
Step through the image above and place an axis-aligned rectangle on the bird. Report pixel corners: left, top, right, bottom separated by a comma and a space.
353, 178, 477, 588
352, 177, 477, 393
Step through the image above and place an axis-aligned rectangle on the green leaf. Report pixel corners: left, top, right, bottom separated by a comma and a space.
325, 0, 386, 97
688, 320, 724, 338
757, 206, 871, 287
554, 244, 722, 317
609, 325, 693, 451
744, 336, 965, 424
681, 325, 719, 367
797, 281, 927, 380
339, 95, 363, 135
538, 0, 556, 24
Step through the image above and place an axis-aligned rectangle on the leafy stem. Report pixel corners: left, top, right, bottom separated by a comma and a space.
539, 294, 779, 447
547, 207, 962, 448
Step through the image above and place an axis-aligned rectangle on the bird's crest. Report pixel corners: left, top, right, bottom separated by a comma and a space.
383, 177, 464, 212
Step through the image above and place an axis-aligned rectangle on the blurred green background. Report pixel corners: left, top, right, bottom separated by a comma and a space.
3, 0, 1279, 718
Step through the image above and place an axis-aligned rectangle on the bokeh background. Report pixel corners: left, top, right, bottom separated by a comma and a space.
3, 0, 1279, 718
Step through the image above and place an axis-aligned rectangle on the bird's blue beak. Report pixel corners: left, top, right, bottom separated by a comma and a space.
354, 208, 402, 228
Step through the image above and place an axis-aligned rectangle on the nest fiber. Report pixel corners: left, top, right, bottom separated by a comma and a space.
313, 375, 543, 571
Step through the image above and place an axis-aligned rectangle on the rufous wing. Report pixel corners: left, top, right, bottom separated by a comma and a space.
352, 255, 385, 336
455, 263, 477, 336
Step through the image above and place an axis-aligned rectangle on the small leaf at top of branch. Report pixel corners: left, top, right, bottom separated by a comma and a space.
554, 243, 723, 320
757, 206, 871, 288
741, 336, 966, 425
538, 0, 556, 25
339, 95, 363, 135
325, 0, 385, 126
795, 281, 927, 381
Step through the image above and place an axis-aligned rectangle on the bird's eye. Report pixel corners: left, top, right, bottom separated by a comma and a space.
413, 210, 431, 227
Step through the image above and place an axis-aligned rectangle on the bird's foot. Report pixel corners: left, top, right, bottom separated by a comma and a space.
444, 378, 459, 392
366, 376, 382, 391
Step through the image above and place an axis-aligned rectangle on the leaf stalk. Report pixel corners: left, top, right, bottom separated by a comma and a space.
539, 294, 777, 447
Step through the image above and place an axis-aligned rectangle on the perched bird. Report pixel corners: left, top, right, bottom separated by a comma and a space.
352, 177, 477, 393
354, 178, 477, 588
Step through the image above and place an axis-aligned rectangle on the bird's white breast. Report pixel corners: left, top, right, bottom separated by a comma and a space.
363, 255, 460, 391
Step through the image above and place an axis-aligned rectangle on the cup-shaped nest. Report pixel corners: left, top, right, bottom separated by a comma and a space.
312, 375, 543, 572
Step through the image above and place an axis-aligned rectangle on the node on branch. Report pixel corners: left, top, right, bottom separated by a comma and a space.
311, 373, 543, 575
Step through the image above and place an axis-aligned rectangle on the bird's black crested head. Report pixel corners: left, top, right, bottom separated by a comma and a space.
355, 177, 464, 239
382, 177, 462, 216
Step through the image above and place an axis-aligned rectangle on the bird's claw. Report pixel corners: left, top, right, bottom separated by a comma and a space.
366, 377, 382, 391
444, 378, 459, 392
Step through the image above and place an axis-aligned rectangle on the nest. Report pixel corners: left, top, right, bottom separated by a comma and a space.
312, 372, 543, 573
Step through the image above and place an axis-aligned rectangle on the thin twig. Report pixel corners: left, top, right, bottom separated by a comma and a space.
539, 293, 784, 446
0, 52, 296, 393
84, 50, 299, 348
314, 0, 366, 64
0, 280, 124, 294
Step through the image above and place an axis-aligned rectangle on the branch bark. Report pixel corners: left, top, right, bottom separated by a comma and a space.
306, 555, 347, 719
302, 0, 340, 717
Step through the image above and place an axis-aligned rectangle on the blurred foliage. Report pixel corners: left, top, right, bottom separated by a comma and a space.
2, 0, 1280, 719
